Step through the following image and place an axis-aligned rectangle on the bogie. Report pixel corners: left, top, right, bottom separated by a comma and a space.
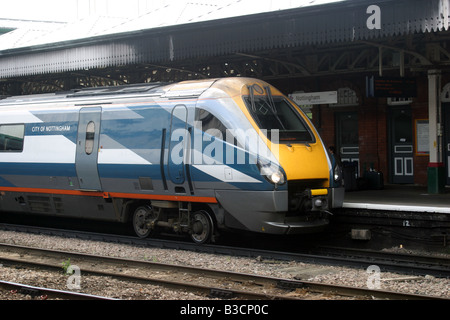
130, 201, 216, 244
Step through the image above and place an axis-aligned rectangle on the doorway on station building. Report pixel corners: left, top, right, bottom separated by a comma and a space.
335, 112, 359, 171
388, 106, 414, 184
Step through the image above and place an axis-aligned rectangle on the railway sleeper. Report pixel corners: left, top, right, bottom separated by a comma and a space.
19, 287, 42, 298
209, 288, 234, 299
276, 280, 309, 290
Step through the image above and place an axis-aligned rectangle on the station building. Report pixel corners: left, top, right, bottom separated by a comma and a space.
0, 0, 449, 193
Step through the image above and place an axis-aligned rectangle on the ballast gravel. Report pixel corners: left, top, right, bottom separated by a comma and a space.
0, 230, 448, 300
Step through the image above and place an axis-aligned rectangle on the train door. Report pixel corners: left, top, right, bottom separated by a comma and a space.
388, 106, 414, 184
76, 107, 102, 191
168, 105, 188, 185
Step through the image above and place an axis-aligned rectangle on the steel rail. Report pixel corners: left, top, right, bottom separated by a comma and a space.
0, 279, 118, 300
0, 242, 446, 300
315, 245, 450, 270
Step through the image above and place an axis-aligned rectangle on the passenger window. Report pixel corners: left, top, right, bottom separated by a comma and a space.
0, 124, 24, 152
85, 121, 95, 155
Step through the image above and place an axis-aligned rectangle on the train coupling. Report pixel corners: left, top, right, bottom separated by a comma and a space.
305, 188, 329, 212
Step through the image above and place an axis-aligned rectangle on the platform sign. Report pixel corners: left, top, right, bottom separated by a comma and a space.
366, 76, 417, 98
289, 91, 337, 106
415, 119, 429, 155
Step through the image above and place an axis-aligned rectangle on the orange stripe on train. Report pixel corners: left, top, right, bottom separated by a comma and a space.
0, 187, 218, 204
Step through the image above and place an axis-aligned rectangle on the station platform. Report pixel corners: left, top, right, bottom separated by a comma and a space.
342, 184, 450, 215
331, 185, 450, 249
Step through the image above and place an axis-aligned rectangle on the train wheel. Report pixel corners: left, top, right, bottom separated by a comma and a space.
190, 210, 213, 244
132, 206, 154, 238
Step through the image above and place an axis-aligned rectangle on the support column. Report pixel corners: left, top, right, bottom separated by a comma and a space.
428, 70, 445, 193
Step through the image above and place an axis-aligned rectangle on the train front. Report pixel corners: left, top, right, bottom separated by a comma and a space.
212, 78, 344, 235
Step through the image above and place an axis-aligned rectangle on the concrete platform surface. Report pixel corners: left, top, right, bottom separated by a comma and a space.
342, 185, 450, 214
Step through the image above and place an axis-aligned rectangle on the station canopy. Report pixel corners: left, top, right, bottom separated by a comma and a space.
0, 0, 448, 82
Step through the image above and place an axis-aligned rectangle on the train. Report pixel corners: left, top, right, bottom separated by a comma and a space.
0, 77, 344, 243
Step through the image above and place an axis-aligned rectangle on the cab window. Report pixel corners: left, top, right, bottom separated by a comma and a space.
195, 108, 228, 140
244, 96, 315, 143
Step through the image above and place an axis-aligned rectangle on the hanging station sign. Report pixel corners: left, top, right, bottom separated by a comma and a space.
289, 91, 338, 105
366, 76, 417, 98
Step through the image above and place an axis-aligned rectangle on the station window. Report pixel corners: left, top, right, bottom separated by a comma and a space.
85, 121, 95, 155
0, 124, 24, 152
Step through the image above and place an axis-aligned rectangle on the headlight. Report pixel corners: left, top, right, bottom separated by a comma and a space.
258, 160, 286, 185
334, 164, 342, 182
269, 171, 284, 184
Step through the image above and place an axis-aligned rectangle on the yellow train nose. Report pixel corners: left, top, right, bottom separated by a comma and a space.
277, 143, 330, 182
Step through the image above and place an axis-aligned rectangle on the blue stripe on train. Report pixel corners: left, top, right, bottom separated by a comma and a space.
0, 163, 77, 177
0, 162, 279, 191
98, 164, 160, 179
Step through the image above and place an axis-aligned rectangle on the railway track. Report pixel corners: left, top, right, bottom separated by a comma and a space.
0, 223, 450, 277
0, 242, 301, 300
0, 242, 445, 300
3, 222, 448, 278
312, 246, 450, 278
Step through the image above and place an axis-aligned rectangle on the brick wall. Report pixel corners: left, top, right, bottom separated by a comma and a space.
275, 73, 433, 186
